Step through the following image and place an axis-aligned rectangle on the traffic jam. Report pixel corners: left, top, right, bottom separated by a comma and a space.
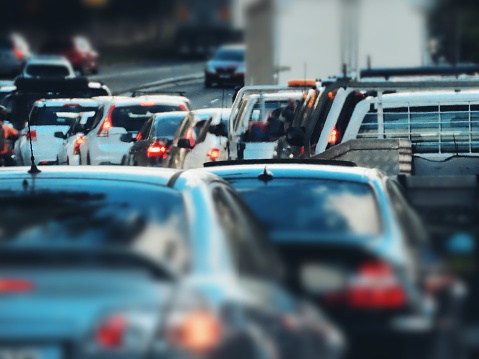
0, 1, 478, 359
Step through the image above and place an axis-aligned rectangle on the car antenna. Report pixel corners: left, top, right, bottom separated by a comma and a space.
258, 167, 273, 183
25, 93, 41, 174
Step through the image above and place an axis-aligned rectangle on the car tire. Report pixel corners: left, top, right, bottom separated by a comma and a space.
87, 152, 91, 165
205, 79, 213, 88
121, 155, 128, 166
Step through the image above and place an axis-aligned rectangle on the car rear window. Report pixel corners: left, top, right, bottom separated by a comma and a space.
31, 106, 99, 126
155, 116, 184, 137
112, 105, 183, 132
0, 179, 189, 267
229, 178, 381, 239
213, 49, 244, 62
25, 65, 70, 78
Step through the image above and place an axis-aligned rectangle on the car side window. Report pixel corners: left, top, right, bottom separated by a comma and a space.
196, 118, 214, 144
173, 114, 191, 141
90, 106, 105, 131
138, 117, 153, 140
211, 184, 276, 280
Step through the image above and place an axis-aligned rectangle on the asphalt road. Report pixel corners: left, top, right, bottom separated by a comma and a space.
88, 61, 236, 110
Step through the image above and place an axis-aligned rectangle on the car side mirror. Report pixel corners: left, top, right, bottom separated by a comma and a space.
208, 122, 227, 137
177, 138, 193, 149
286, 126, 306, 147
54, 131, 67, 140
120, 132, 134, 143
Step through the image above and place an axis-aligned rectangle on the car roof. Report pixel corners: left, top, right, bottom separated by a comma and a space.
368, 89, 479, 105
243, 92, 303, 101
205, 163, 383, 185
33, 98, 101, 107
93, 95, 189, 106
26, 55, 71, 66
153, 111, 188, 120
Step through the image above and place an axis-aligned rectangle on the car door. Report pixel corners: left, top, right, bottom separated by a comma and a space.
167, 113, 192, 169
132, 117, 153, 166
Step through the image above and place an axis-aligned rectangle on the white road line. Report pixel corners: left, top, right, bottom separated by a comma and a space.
210, 98, 219, 104
90, 63, 203, 81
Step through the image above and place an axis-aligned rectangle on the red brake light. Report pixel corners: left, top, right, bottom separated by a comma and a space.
26, 129, 37, 141
96, 315, 126, 349
140, 102, 155, 107
136, 133, 142, 141
97, 106, 115, 137
167, 311, 222, 354
328, 128, 339, 145
73, 136, 84, 155
0, 279, 34, 293
14, 48, 24, 61
325, 261, 406, 310
207, 148, 221, 161
147, 140, 168, 158
179, 104, 188, 111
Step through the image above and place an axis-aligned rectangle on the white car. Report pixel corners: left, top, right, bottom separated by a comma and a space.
182, 108, 231, 169
21, 55, 75, 79
56, 111, 96, 165
14, 98, 101, 166
80, 95, 191, 165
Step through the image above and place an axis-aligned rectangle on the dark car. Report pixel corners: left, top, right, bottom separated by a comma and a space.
0, 166, 344, 359
0, 33, 30, 78
205, 44, 245, 88
122, 111, 187, 166
40, 36, 99, 75
207, 161, 465, 359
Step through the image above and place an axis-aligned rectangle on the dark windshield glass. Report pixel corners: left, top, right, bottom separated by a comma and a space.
229, 178, 381, 238
155, 116, 184, 137
26, 65, 70, 77
0, 179, 188, 250
213, 49, 244, 62
31, 106, 99, 126
112, 105, 182, 132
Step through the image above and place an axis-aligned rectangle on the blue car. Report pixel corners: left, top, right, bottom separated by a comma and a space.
0, 166, 343, 359
206, 160, 465, 359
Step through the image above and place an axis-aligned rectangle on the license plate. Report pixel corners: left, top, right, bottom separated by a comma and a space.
219, 74, 231, 79
0, 346, 62, 359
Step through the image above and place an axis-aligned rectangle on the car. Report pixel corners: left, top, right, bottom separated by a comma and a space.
56, 111, 97, 165
165, 108, 229, 169
80, 95, 191, 165
228, 90, 303, 160
0, 33, 30, 77
21, 55, 76, 79
0, 166, 344, 359
205, 44, 245, 88
182, 108, 231, 169
40, 36, 99, 75
206, 160, 465, 359
14, 98, 101, 166
3, 78, 110, 130
122, 111, 187, 167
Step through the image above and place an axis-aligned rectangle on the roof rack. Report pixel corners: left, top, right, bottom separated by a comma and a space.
131, 90, 186, 97
360, 65, 479, 79
203, 159, 356, 168
14, 77, 91, 92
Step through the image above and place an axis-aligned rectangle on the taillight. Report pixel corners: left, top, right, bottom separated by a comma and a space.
73, 136, 84, 155
179, 104, 188, 111
147, 140, 168, 158
207, 148, 221, 161
96, 315, 126, 349
166, 311, 222, 354
327, 261, 406, 310
97, 107, 115, 137
328, 128, 339, 145
0, 279, 34, 293
26, 129, 37, 141
14, 48, 24, 61
136, 132, 142, 141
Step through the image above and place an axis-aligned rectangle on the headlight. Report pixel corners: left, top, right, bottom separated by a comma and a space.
206, 64, 216, 73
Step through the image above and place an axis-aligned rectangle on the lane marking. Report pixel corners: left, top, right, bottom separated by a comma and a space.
210, 98, 219, 104
90, 63, 204, 81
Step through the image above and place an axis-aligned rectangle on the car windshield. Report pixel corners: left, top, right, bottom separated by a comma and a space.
229, 178, 381, 239
213, 48, 244, 62
112, 105, 183, 132
0, 179, 189, 267
25, 64, 70, 77
31, 106, 99, 126
155, 116, 184, 137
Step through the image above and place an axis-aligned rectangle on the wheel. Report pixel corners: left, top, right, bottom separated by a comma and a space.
66, 157, 70, 165
205, 78, 213, 88
87, 152, 91, 165
55, 157, 60, 165
121, 155, 128, 166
